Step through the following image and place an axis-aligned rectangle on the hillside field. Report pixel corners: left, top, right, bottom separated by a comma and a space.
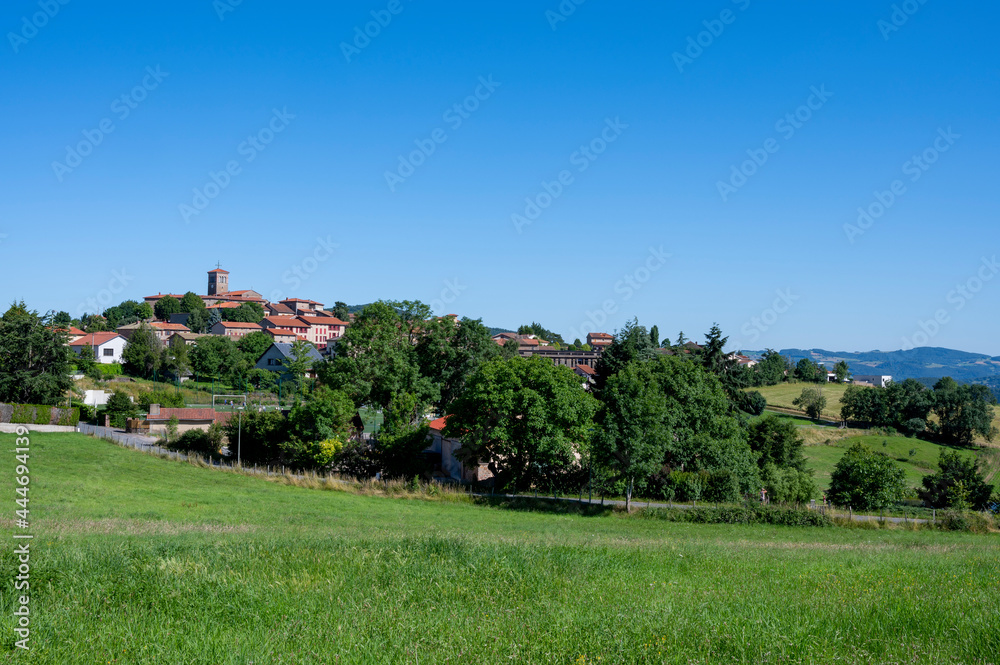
2, 433, 999, 664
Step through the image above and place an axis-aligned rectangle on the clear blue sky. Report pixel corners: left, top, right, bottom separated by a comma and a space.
2, 1, 998, 354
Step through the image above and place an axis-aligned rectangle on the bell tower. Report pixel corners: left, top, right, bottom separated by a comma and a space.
208, 265, 229, 296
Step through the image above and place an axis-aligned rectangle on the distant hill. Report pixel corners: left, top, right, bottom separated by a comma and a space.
743, 347, 1000, 385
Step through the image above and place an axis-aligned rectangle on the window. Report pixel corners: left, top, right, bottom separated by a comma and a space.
103, 348, 114, 357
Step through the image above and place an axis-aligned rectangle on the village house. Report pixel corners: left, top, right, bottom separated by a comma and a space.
255, 342, 324, 379
68, 332, 127, 364
145, 405, 233, 436
211, 320, 263, 340
587, 332, 613, 349
423, 416, 493, 484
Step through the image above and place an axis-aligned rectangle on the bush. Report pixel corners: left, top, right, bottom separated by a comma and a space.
34, 405, 52, 425
11, 404, 34, 424
919, 450, 995, 510
937, 510, 995, 534
281, 437, 343, 471
651, 469, 741, 503
167, 426, 223, 457
57, 407, 80, 427
106, 390, 138, 428
761, 463, 816, 503
223, 409, 286, 465
641, 504, 832, 527
735, 390, 767, 416
138, 389, 184, 411
96, 363, 123, 378
827, 443, 906, 510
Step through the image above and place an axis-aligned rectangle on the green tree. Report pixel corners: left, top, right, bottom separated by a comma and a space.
75, 344, 97, 374
186, 308, 212, 334
237, 330, 273, 365
415, 316, 500, 412
675, 331, 687, 346
223, 302, 265, 323
444, 356, 598, 491
517, 322, 564, 345
832, 360, 850, 383
0, 303, 73, 405
827, 443, 906, 510
190, 335, 244, 383
52, 311, 72, 328
281, 340, 317, 398
593, 319, 657, 394
793, 387, 827, 420
649, 325, 660, 348
159, 335, 190, 379
332, 301, 351, 320
122, 323, 162, 378
317, 301, 435, 412
932, 379, 997, 445
646, 355, 761, 496
747, 414, 807, 470
753, 349, 788, 386
288, 386, 355, 443
794, 358, 822, 383
105, 390, 138, 428
593, 361, 669, 510
180, 292, 206, 313
223, 409, 286, 465
154, 295, 182, 321
918, 450, 995, 510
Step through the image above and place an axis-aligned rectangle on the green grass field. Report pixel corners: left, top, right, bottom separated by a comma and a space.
2, 433, 999, 663
752, 382, 850, 421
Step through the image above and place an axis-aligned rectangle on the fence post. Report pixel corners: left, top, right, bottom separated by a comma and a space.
932, 508, 936, 525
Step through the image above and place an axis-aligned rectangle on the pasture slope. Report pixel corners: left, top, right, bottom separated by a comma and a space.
1, 432, 999, 664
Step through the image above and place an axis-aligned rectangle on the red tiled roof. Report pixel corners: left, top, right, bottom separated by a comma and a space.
519, 338, 540, 346
150, 322, 191, 331
216, 321, 262, 329
268, 303, 295, 315
147, 408, 218, 421
68, 332, 122, 347
264, 328, 295, 337
428, 415, 452, 431
263, 316, 305, 328
208, 302, 240, 309
208, 269, 229, 274
144, 293, 185, 301
297, 316, 348, 326
575, 363, 596, 376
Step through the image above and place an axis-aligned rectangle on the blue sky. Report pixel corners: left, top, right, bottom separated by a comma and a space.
2, 1, 998, 354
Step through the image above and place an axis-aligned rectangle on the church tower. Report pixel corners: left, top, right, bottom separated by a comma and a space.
208, 267, 229, 296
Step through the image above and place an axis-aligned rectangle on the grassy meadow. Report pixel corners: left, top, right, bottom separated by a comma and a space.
1, 433, 999, 664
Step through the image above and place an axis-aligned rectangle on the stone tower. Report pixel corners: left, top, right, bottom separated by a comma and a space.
208, 267, 229, 296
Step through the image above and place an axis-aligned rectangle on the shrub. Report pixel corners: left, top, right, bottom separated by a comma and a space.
223, 409, 286, 465
138, 389, 184, 411
281, 436, 343, 471
761, 463, 816, 504
96, 363, 123, 378
167, 427, 223, 457
641, 504, 832, 527
919, 450, 994, 510
105, 390, 138, 428
937, 510, 995, 534
34, 405, 52, 425
827, 443, 906, 510
72, 402, 95, 424
651, 470, 741, 503
735, 390, 767, 416
57, 407, 80, 427
11, 404, 34, 424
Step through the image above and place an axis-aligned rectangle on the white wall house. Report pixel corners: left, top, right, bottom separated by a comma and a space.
68, 332, 126, 364
853, 375, 893, 388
